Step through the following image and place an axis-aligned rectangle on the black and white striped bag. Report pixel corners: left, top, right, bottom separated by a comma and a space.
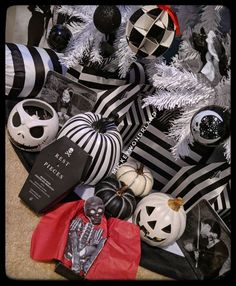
92, 83, 155, 122
5, 43, 67, 98
66, 61, 148, 93
160, 162, 230, 212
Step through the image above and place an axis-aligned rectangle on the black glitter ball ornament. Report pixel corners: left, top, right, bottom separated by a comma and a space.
190, 105, 230, 147
47, 24, 72, 52
93, 5, 121, 34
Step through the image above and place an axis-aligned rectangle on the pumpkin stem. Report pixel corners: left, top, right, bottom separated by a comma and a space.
136, 163, 144, 175
117, 185, 129, 196
168, 197, 184, 211
92, 117, 114, 133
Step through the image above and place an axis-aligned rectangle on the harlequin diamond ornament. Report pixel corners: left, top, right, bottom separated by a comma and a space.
47, 24, 72, 53
126, 5, 180, 59
190, 105, 230, 147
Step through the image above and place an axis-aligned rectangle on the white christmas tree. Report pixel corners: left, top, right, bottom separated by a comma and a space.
49, 5, 230, 163
143, 5, 231, 163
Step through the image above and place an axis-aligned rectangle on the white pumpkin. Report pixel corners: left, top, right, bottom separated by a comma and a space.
133, 192, 186, 248
116, 158, 153, 197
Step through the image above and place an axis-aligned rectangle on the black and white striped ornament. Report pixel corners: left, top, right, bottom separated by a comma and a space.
5, 43, 67, 98
57, 112, 123, 185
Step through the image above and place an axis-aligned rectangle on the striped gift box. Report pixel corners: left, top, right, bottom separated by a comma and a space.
5, 43, 67, 98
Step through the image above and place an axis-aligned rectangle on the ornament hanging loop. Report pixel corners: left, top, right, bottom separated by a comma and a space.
157, 5, 181, 36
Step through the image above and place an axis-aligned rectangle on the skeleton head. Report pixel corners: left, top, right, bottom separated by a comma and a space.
7, 99, 59, 152
84, 196, 105, 225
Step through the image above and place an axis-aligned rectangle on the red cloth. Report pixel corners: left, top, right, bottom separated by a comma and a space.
30, 200, 141, 280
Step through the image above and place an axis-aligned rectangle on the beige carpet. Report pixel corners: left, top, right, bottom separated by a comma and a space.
5, 131, 171, 280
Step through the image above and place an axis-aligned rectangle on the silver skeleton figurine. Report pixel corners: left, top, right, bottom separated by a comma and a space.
64, 196, 107, 274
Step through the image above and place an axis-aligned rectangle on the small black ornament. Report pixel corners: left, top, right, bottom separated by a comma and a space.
93, 5, 121, 34
192, 27, 208, 64
47, 24, 72, 52
190, 105, 230, 147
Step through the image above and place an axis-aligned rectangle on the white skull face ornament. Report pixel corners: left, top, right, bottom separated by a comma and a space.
7, 99, 59, 152
84, 196, 105, 225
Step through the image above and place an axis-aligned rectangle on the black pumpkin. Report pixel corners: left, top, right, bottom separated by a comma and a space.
94, 176, 136, 220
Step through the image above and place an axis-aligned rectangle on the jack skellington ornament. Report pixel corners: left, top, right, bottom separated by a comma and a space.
64, 197, 106, 275
7, 99, 59, 152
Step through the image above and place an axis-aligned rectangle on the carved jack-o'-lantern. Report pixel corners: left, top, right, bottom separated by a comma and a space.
7, 99, 59, 152
133, 192, 186, 248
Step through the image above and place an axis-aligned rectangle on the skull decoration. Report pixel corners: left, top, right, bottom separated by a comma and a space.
7, 99, 59, 152
84, 196, 105, 225
133, 193, 186, 248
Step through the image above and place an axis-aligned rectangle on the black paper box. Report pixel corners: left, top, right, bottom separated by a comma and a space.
19, 136, 92, 214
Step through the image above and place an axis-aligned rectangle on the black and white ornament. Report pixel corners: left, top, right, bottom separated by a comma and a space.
57, 112, 123, 185
190, 105, 231, 147
126, 5, 176, 58
47, 24, 72, 53
7, 99, 59, 152
93, 5, 121, 35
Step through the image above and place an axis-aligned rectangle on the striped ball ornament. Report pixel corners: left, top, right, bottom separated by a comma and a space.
57, 112, 123, 185
95, 176, 136, 220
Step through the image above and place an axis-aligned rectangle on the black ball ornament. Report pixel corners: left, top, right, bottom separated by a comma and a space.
93, 5, 121, 34
126, 5, 177, 58
190, 105, 230, 147
47, 24, 72, 53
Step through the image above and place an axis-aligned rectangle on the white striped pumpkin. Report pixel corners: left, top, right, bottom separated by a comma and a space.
116, 158, 153, 197
133, 193, 186, 247
57, 112, 123, 185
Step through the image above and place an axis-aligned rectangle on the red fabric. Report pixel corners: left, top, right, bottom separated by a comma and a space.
30, 200, 141, 280
157, 5, 181, 36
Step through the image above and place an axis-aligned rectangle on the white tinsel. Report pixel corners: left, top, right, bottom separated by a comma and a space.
113, 23, 137, 78
214, 72, 231, 108
143, 62, 215, 110
167, 103, 208, 159
112, 5, 141, 77
171, 40, 202, 73
193, 5, 221, 34
223, 137, 231, 164
60, 22, 98, 68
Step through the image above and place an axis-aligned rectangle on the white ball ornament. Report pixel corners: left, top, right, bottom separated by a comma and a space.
133, 192, 186, 248
7, 99, 59, 152
116, 158, 153, 197
57, 112, 123, 185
